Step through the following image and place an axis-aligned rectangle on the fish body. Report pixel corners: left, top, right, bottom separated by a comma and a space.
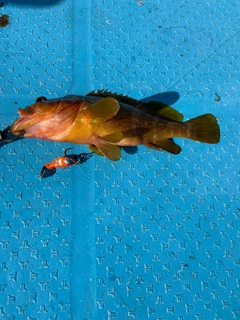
10, 92, 220, 161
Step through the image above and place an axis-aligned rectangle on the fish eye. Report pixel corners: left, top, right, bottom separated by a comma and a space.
36, 96, 47, 102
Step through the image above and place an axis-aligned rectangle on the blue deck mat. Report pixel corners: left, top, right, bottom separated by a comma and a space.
0, 0, 239, 319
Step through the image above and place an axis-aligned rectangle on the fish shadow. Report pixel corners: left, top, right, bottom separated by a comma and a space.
140, 91, 180, 105
122, 146, 139, 155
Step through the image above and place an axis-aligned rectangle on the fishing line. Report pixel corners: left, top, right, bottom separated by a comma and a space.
166, 28, 240, 92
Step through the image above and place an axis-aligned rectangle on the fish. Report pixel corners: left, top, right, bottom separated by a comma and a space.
10, 91, 220, 161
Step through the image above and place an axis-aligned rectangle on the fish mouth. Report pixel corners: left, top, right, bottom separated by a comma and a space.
14, 114, 34, 128
15, 105, 50, 129
10, 113, 37, 136
16, 115, 30, 124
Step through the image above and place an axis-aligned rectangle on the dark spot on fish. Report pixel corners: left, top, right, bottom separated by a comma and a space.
214, 93, 221, 102
0, 3, 4, 7
14, 102, 18, 105
0, 14, 9, 28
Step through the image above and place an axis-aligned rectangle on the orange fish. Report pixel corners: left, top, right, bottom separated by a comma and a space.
9, 92, 220, 161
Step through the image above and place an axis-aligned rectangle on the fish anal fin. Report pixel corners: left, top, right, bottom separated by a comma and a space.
84, 98, 120, 125
149, 139, 182, 154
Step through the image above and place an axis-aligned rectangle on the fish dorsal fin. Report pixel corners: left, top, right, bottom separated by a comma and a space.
157, 106, 183, 122
83, 97, 120, 125
150, 139, 182, 154
144, 101, 183, 122
87, 91, 183, 122
87, 90, 140, 107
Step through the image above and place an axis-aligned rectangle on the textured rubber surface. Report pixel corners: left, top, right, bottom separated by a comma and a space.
0, 0, 240, 319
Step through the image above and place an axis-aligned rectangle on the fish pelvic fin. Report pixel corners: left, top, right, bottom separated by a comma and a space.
88, 133, 123, 160
184, 113, 220, 144
88, 144, 104, 156
94, 141, 121, 161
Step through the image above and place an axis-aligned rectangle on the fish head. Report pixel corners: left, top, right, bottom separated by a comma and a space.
10, 99, 85, 139
12, 102, 51, 133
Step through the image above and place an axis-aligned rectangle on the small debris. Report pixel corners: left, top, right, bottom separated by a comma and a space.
214, 93, 221, 102
0, 14, 9, 28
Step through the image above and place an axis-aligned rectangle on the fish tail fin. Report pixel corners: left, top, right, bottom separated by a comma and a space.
184, 113, 220, 144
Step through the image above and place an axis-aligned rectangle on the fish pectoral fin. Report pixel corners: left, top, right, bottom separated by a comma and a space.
97, 132, 123, 143
95, 140, 121, 161
149, 139, 182, 154
84, 98, 120, 125
88, 144, 104, 156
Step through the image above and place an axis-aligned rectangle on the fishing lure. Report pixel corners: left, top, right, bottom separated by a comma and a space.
40, 148, 93, 178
